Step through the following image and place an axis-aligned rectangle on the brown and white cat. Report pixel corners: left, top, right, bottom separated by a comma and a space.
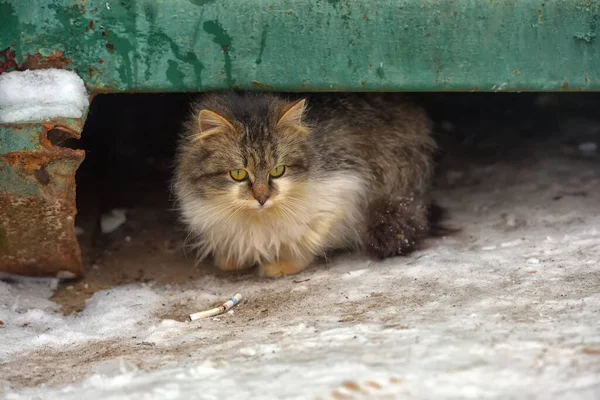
173, 92, 436, 277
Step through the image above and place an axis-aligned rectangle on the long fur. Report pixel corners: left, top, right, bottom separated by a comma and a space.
177, 173, 365, 266
173, 92, 437, 275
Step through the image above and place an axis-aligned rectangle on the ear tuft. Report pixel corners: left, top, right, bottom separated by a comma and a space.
193, 109, 235, 142
277, 99, 307, 127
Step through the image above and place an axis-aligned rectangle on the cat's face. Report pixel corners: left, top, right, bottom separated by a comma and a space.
176, 93, 313, 218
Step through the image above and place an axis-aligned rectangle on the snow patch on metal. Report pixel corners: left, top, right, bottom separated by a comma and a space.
0, 69, 89, 123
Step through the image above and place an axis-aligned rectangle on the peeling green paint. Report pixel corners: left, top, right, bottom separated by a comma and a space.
189, 0, 217, 6
2, 0, 600, 92
203, 19, 235, 87
255, 25, 269, 65
376, 65, 386, 80
574, 32, 597, 42
167, 59, 185, 87
0, 2, 18, 52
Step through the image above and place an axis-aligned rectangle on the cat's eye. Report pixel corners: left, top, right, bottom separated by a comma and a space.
230, 169, 248, 181
269, 165, 286, 178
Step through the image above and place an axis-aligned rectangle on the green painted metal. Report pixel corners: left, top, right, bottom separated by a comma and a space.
0, 125, 41, 153
1, 0, 599, 92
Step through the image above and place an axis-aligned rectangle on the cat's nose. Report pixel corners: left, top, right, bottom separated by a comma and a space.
252, 184, 271, 206
256, 195, 269, 206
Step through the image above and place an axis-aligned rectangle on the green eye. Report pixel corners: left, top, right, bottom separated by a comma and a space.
230, 169, 248, 181
269, 165, 286, 178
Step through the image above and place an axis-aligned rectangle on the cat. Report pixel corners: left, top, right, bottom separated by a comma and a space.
173, 92, 437, 277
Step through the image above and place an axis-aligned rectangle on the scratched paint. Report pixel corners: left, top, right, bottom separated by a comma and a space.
203, 20, 235, 87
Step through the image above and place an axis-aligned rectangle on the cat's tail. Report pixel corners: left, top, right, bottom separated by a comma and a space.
362, 197, 456, 259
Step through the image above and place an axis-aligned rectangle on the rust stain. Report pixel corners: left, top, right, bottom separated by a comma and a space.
105, 43, 115, 51
562, 81, 569, 90
33, 166, 50, 185
0, 47, 17, 72
0, 48, 73, 73
2, 125, 82, 175
0, 122, 85, 278
42, 122, 83, 139
583, 347, 600, 355
98, 58, 104, 64
88, 64, 103, 79
251, 80, 273, 90
20, 50, 72, 70
341, 381, 367, 393
365, 381, 382, 389
331, 391, 352, 400
0, 193, 83, 278
2, 151, 63, 173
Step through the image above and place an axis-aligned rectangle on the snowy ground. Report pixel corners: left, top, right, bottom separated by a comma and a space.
1, 101, 600, 399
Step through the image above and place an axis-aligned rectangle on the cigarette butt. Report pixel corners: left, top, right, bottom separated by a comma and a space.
189, 293, 242, 321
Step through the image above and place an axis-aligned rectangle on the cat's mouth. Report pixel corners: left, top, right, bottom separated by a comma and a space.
250, 200, 274, 210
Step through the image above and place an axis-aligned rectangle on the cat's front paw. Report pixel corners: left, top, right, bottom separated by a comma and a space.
214, 254, 253, 272
258, 260, 309, 278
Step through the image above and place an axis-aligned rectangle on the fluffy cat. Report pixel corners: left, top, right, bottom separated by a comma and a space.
173, 92, 436, 277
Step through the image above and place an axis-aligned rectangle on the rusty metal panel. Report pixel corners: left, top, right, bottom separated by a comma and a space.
1, 0, 600, 92
0, 122, 85, 277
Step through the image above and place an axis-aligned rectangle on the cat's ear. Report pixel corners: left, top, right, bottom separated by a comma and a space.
194, 109, 235, 142
277, 99, 307, 128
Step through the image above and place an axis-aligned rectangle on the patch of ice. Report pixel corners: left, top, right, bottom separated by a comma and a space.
500, 239, 523, 248
95, 357, 139, 377
56, 271, 77, 279
101, 209, 127, 234
290, 285, 308, 293
342, 269, 369, 279
578, 142, 597, 154
0, 69, 89, 123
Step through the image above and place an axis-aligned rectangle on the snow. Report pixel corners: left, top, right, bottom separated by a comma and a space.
579, 142, 598, 154
100, 209, 128, 234
0, 69, 89, 123
1, 134, 600, 399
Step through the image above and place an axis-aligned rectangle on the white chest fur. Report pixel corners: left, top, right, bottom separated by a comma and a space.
179, 172, 366, 265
